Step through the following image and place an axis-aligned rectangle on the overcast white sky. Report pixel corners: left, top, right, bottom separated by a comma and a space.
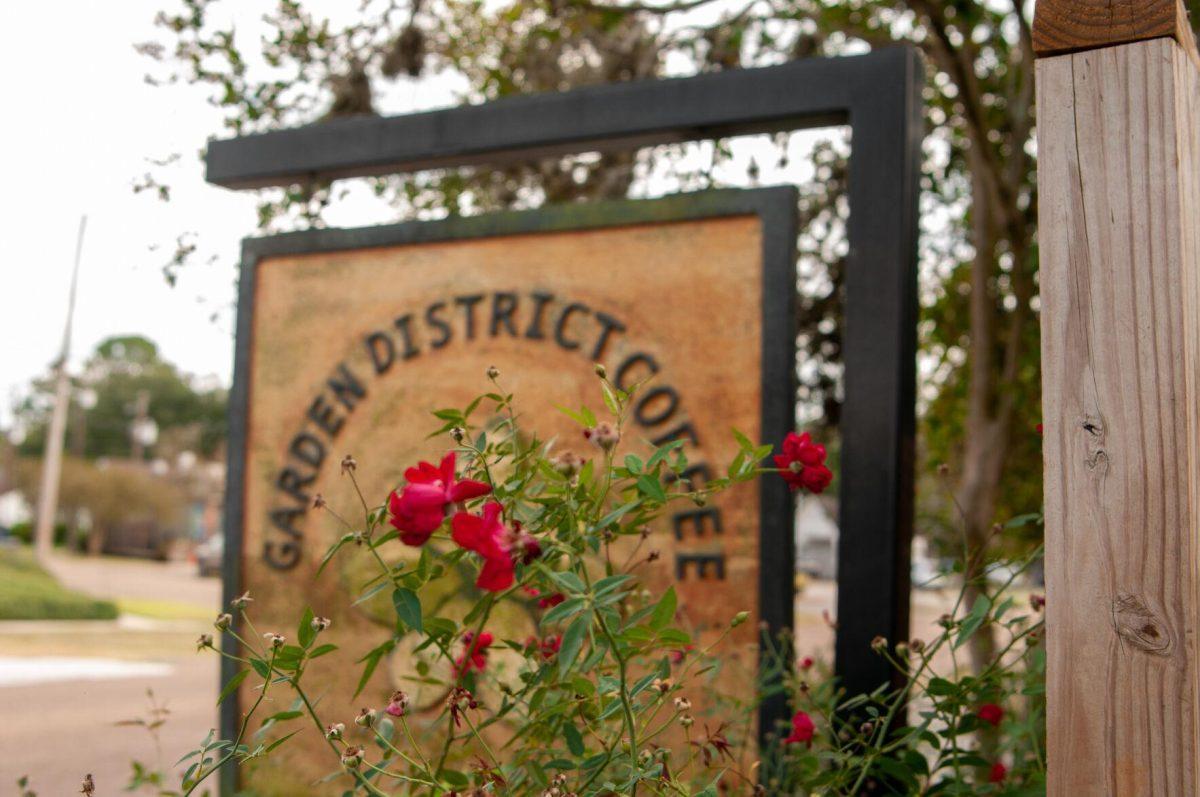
0, 2, 253, 424
0, 1, 831, 431
0, 2, 465, 428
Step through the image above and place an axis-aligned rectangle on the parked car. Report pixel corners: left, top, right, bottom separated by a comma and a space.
196, 533, 223, 578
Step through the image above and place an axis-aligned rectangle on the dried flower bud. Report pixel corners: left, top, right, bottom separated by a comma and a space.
80, 774, 95, 796
647, 550, 661, 563
679, 714, 694, 728
231, 591, 252, 610
214, 613, 232, 631
673, 697, 692, 712
798, 680, 810, 693
264, 632, 286, 649
870, 635, 887, 653
196, 634, 213, 652
385, 690, 410, 717
451, 426, 465, 443
325, 722, 344, 740
594, 363, 607, 379
651, 677, 671, 694
340, 454, 357, 475
860, 721, 874, 736
552, 773, 569, 786
583, 422, 620, 451
938, 613, 954, 628
487, 365, 500, 380
692, 492, 707, 507
551, 451, 584, 477
910, 638, 925, 653
311, 616, 331, 632
937, 463, 950, 476
1030, 594, 1046, 611
313, 493, 326, 509
355, 707, 376, 727
895, 641, 909, 656
731, 611, 750, 628
341, 745, 365, 769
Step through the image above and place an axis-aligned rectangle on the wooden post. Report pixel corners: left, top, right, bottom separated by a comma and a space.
1036, 2, 1200, 793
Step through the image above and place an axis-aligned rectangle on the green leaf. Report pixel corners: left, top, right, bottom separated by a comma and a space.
440, 769, 470, 789
731, 427, 755, 451
354, 580, 392, 606
549, 570, 587, 595
650, 586, 677, 631
217, 669, 249, 705
392, 588, 423, 633
593, 574, 633, 599
308, 643, 338, 659
559, 613, 590, 678
563, 723, 585, 756
298, 607, 315, 648
954, 594, 991, 649
263, 729, 301, 753
636, 474, 666, 502
624, 454, 644, 474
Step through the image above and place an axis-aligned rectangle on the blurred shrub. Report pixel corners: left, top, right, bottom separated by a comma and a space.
0, 547, 117, 620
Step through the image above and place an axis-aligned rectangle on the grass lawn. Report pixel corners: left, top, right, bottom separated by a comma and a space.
0, 546, 118, 620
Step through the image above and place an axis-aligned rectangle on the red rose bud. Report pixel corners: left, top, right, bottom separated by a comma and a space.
774, 432, 832, 494
456, 631, 494, 675
799, 656, 814, 671
977, 703, 1004, 727
538, 592, 566, 610
539, 634, 562, 660
989, 762, 1007, 783
388, 452, 491, 547
784, 711, 815, 746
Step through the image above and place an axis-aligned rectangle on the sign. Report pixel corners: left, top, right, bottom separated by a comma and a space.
224, 189, 798, 788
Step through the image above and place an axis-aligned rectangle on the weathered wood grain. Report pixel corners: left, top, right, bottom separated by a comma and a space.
1032, 0, 1197, 62
1037, 37, 1200, 795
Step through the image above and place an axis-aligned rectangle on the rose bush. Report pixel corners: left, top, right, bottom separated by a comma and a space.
51, 366, 1042, 796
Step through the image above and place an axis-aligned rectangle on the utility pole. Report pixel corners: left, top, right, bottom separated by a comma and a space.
33, 215, 87, 566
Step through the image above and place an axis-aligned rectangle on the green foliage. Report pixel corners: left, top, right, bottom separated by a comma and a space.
0, 547, 118, 620
763, 546, 1046, 795
13, 334, 227, 460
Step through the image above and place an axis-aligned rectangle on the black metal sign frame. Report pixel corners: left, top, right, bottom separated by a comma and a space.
207, 44, 921, 776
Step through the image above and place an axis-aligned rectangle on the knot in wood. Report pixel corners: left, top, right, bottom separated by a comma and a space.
1111, 593, 1172, 656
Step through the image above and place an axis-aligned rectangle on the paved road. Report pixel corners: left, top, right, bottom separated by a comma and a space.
0, 653, 219, 795
0, 555, 221, 795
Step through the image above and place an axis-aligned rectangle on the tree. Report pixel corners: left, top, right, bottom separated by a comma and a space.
13, 456, 186, 555
141, 0, 1042, 672
13, 334, 227, 461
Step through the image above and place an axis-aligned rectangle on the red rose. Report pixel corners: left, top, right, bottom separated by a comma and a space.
799, 656, 814, 671
977, 703, 1004, 727
784, 711, 815, 746
537, 592, 565, 610
451, 502, 515, 592
388, 452, 490, 546
539, 635, 562, 660
669, 644, 696, 664
988, 762, 1007, 784
799, 464, 833, 494
456, 630, 493, 675
773, 432, 831, 494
